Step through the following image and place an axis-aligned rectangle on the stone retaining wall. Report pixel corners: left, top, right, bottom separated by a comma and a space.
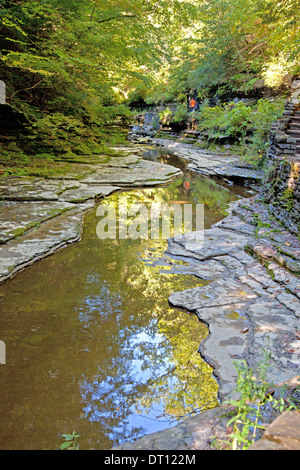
261, 81, 300, 235
267, 92, 299, 160
261, 158, 300, 235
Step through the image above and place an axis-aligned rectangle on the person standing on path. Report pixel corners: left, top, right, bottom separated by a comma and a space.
189, 98, 196, 112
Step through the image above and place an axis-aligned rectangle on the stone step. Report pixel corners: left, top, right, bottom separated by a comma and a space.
287, 130, 300, 138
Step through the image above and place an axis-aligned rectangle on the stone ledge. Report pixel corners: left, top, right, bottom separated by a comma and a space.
249, 410, 300, 450
0, 154, 183, 285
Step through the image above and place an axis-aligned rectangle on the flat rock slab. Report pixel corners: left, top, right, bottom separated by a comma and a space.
0, 177, 120, 203
99, 154, 141, 166
59, 184, 118, 203
114, 406, 229, 450
167, 227, 249, 260
0, 206, 86, 283
0, 178, 79, 201
81, 159, 182, 186
0, 154, 182, 284
249, 410, 300, 450
154, 257, 229, 280
0, 185, 120, 245
151, 138, 263, 182
169, 278, 257, 311
0, 200, 75, 243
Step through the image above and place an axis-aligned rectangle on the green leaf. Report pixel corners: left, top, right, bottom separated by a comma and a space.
60, 441, 72, 450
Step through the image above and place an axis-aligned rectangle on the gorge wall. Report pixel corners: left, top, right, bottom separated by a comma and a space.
261, 80, 300, 235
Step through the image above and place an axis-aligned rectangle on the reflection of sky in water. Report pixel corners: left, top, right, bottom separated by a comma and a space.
80, 324, 178, 442
77, 290, 123, 326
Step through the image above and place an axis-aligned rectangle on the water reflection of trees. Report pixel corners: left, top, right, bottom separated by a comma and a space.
0, 176, 235, 449
78, 195, 220, 446
54, 182, 231, 444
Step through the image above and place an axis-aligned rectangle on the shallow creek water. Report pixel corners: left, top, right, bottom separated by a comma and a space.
0, 147, 255, 449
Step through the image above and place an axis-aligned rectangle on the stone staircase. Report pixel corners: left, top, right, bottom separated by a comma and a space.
287, 107, 300, 161
261, 83, 300, 236
267, 81, 300, 163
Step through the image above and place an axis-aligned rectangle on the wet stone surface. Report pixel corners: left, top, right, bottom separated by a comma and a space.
0, 152, 182, 284
150, 138, 264, 184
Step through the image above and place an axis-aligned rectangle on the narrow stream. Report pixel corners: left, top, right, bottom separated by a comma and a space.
0, 145, 255, 450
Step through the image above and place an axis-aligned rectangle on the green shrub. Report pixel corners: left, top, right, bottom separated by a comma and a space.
225, 101, 252, 137
171, 103, 189, 125
23, 109, 131, 159
158, 107, 173, 126
196, 104, 227, 138
194, 98, 284, 167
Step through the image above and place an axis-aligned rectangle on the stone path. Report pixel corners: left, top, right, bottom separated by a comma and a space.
150, 137, 264, 184
0, 152, 182, 284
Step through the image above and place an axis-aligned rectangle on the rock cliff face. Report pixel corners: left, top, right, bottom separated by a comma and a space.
261, 80, 300, 235
128, 110, 161, 143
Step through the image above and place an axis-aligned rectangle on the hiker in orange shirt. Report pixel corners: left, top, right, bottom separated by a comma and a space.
184, 180, 190, 190
189, 98, 196, 112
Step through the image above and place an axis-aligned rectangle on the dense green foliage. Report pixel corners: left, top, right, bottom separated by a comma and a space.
195, 98, 285, 166
0, 0, 299, 172
154, 98, 285, 166
0, 0, 192, 169
138, 0, 300, 104
1, 0, 186, 115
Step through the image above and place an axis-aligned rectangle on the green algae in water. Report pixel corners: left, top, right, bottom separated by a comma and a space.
0, 179, 241, 450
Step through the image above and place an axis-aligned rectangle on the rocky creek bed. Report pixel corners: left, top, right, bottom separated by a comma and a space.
1, 139, 300, 450
0, 151, 182, 285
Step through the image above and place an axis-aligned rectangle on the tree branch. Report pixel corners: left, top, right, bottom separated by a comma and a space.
66, 14, 136, 52
10, 76, 47, 99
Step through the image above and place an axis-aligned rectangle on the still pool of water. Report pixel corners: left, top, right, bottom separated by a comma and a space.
0, 152, 254, 449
